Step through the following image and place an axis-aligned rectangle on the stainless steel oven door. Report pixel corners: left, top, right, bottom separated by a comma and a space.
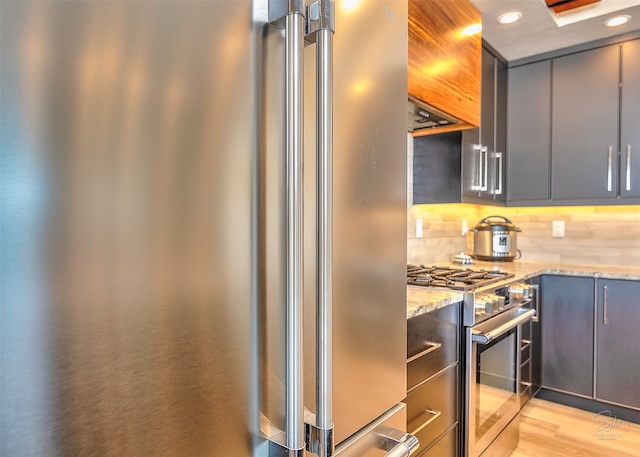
465, 307, 536, 457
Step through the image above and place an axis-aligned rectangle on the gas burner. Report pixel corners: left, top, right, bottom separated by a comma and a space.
407, 264, 514, 291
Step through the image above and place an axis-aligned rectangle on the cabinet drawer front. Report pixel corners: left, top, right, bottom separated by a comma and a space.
418, 424, 458, 457
406, 364, 458, 450
407, 304, 459, 390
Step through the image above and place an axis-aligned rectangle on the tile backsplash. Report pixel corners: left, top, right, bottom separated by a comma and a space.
407, 134, 640, 267
407, 204, 640, 267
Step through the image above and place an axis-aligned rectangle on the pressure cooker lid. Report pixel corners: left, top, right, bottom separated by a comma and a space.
473, 215, 519, 231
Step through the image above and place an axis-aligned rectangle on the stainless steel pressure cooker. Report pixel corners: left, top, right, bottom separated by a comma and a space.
472, 215, 521, 261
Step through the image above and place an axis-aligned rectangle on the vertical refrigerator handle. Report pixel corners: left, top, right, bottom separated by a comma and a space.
306, 2, 336, 456
285, 6, 305, 456
268, 2, 306, 456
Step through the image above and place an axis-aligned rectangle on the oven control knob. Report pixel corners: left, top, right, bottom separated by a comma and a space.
484, 295, 498, 314
474, 300, 486, 315
496, 295, 506, 310
509, 284, 524, 301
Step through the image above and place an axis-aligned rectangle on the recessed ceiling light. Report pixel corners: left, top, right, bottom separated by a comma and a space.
498, 12, 522, 25
605, 15, 630, 27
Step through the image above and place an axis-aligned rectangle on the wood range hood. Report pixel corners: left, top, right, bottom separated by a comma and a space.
408, 0, 481, 136
545, 0, 601, 14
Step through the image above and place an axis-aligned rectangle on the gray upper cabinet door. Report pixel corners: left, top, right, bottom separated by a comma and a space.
481, 46, 496, 151
620, 39, 640, 198
541, 275, 595, 397
595, 279, 640, 409
507, 61, 551, 202
463, 46, 506, 203
551, 45, 619, 200
494, 56, 507, 202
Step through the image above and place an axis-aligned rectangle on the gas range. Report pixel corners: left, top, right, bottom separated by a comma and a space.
407, 264, 514, 291
407, 264, 535, 326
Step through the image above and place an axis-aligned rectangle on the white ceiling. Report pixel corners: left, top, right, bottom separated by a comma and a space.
470, 0, 640, 62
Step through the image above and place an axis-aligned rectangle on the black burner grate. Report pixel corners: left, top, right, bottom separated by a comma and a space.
407, 264, 514, 291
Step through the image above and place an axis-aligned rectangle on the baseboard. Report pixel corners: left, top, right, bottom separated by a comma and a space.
536, 388, 640, 424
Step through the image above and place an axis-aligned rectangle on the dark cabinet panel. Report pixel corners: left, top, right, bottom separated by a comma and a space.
541, 275, 595, 397
406, 365, 458, 453
507, 61, 551, 201
551, 45, 620, 200
412, 132, 462, 204
620, 39, 640, 198
481, 47, 496, 150
462, 45, 506, 203
406, 303, 460, 456
595, 279, 640, 409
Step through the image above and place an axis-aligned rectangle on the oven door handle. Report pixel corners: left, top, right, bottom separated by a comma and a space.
471, 309, 536, 344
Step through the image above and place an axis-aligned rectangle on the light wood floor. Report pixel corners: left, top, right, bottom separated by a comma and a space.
510, 398, 640, 457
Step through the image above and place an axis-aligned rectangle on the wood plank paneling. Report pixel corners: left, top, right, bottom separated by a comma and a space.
408, 0, 481, 127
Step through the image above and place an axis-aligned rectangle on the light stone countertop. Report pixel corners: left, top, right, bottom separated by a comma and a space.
407, 260, 640, 319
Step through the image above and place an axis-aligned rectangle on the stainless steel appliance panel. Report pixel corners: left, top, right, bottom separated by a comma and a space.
2, 1, 410, 456
1, 1, 260, 456
302, 0, 409, 444
465, 305, 535, 457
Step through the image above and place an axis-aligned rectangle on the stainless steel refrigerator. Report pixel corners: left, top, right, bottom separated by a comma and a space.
0, 1, 411, 456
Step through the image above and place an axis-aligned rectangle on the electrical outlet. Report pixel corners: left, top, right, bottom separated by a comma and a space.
552, 220, 565, 238
416, 219, 423, 238
462, 219, 468, 236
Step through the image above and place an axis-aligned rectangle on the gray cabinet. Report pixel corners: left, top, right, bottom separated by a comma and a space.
620, 39, 640, 198
406, 303, 460, 457
506, 38, 640, 205
540, 275, 595, 397
463, 45, 506, 203
412, 132, 462, 204
595, 279, 640, 409
551, 45, 619, 200
506, 61, 551, 202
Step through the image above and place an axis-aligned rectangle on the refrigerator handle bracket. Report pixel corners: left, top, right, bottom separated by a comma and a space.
305, 412, 334, 457
305, 0, 335, 43
380, 429, 420, 457
269, 0, 305, 29
269, 440, 305, 457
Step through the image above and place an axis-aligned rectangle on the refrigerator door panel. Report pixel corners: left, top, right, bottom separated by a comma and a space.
1, 1, 264, 456
302, 0, 408, 445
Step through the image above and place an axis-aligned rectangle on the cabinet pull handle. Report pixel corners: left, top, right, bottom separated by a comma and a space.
408, 409, 442, 436
406, 341, 442, 363
626, 145, 632, 192
472, 145, 481, 190
607, 146, 613, 192
603, 285, 608, 326
481, 146, 489, 192
493, 152, 503, 195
